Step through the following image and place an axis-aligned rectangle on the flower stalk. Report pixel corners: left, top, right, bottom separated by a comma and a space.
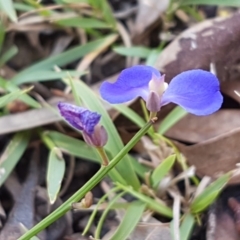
96, 147, 109, 166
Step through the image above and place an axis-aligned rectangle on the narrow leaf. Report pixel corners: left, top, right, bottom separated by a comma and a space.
151, 154, 176, 189
0, 131, 31, 187
191, 173, 230, 213
116, 183, 172, 218
47, 148, 66, 204
12, 70, 85, 85
113, 46, 151, 58
12, 35, 118, 85
56, 17, 111, 29
0, 86, 33, 108
111, 201, 146, 240
0, 45, 18, 67
0, 77, 41, 108
180, 213, 195, 240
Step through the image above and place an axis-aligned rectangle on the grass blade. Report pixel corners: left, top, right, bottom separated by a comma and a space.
0, 131, 31, 187
116, 182, 173, 217
0, 77, 41, 108
111, 201, 146, 240
0, 86, 33, 108
113, 46, 151, 58
151, 154, 176, 189
12, 35, 118, 85
180, 213, 195, 240
0, 45, 18, 67
56, 17, 111, 29
191, 173, 230, 213
12, 70, 85, 85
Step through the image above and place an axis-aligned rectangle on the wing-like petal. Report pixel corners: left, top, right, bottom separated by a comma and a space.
58, 102, 101, 134
100, 65, 160, 103
161, 70, 223, 115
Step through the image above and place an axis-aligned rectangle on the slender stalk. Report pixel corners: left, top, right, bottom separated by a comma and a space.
96, 147, 109, 166
18, 121, 153, 240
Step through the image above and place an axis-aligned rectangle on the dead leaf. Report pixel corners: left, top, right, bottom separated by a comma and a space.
176, 128, 240, 183
165, 110, 240, 143
207, 186, 240, 240
130, 218, 172, 240
221, 79, 240, 103
155, 11, 240, 83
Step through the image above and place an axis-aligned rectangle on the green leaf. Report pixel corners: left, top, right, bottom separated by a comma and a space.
0, 131, 31, 187
0, 77, 41, 108
88, 0, 116, 26
158, 106, 187, 134
56, 17, 111, 29
0, 45, 18, 67
66, 78, 140, 190
47, 148, 66, 204
111, 201, 146, 240
116, 182, 173, 218
12, 70, 85, 85
146, 49, 162, 66
151, 154, 176, 189
12, 35, 118, 85
0, 86, 33, 108
13, 3, 35, 12
179, 0, 240, 7
0, 0, 17, 22
180, 213, 195, 240
46, 131, 99, 162
191, 173, 231, 213
129, 155, 149, 179
113, 46, 151, 58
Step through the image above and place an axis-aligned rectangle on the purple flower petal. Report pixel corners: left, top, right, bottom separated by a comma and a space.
161, 70, 223, 115
58, 102, 101, 134
100, 65, 160, 103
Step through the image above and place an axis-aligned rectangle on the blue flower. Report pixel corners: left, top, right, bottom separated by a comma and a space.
100, 65, 223, 116
58, 102, 108, 147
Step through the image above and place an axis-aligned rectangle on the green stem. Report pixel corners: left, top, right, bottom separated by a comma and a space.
96, 147, 109, 166
18, 121, 153, 240
140, 99, 156, 138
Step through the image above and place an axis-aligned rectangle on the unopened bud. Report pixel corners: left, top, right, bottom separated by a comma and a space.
146, 91, 161, 112
82, 124, 108, 147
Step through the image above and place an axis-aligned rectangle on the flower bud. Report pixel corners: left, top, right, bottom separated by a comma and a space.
146, 91, 161, 112
82, 124, 108, 147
